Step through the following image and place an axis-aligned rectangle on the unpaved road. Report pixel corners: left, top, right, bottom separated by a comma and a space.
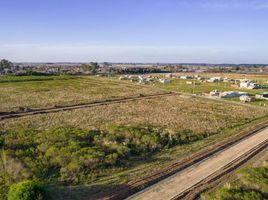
126, 127, 268, 200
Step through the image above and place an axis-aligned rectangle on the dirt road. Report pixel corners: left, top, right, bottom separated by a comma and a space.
126, 127, 268, 200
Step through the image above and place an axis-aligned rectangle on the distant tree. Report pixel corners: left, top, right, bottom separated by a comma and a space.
0, 59, 14, 74
81, 62, 100, 74
103, 62, 111, 67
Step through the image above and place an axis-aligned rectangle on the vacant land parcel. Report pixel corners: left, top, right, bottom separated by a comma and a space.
0, 76, 162, 112
1, 95, 268, 198
1, 75, 268, 199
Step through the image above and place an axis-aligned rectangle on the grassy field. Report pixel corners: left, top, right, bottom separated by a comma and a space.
0, 76, 162, 112
1, 94, 268, 199
1, 74, 268, 199
153, 76, 268, 95
0, 75, 77, 82
1, 95, 267, 133
144, 73, 268, 107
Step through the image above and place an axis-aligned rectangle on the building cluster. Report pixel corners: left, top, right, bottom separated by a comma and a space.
209, 90, 268, 103
239, 79, 259, 89
119, 75, 155, 84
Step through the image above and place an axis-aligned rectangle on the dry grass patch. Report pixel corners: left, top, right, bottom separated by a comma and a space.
1, 96, 267, 134
0, 76, 162, 112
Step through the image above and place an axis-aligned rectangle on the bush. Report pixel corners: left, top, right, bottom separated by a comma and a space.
8, 180, 46, 200
2, 125, 212, 185
214, 188, 264, 200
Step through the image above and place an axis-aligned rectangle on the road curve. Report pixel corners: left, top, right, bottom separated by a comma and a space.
126, 127, 268, 200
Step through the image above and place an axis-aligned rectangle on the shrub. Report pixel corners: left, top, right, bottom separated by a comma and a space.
240, 167, 268, 186
214, 188, 264, 200
8, 180, 46, 200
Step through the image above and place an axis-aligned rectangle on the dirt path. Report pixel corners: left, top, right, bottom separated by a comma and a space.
126, 127, 268, 200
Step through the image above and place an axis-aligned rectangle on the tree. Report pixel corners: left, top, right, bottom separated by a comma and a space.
81, 62, 100, 74
8, 180, 46, 200
0, 59, 14, 74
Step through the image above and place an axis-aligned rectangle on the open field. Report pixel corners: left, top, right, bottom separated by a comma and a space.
1, 74, 268, 199
1, 92, 268, 199
153, 75, 268, 95
0, 75, 77, 83
1, 95, 267, 133
0, 76, 162, 112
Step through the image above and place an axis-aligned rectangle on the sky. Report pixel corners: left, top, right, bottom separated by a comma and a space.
1, 0, 268, 63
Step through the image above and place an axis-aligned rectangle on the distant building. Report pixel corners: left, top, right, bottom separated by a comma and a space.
186, 81, 193, 85
221, 91, 247, 98
119, 75, 129, 80
207, 77, 223, 83
180, 75, 192, 79
209, 90, 221, 98
255, 93, 268, 100
240, 95, 251, 103
240, 79, 259, 89
159, 78, 171, 84
165, 73, 176, 78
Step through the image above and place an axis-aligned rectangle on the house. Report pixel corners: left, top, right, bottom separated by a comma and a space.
240, 79, 259, 89
180, 75, 192, 79
159, 78, 171, 84
129, 75, 139, 82
165, 73, 176, 78
223, 77, 230, 82
209, 90, 221, 98
119, 75, 129, 80
240, 95, 251, 103
207, 77, 223, 83
255, 93, 268, 100
186, 81, 193, 85
138, 76, 147, 84
221, 91, 247, 98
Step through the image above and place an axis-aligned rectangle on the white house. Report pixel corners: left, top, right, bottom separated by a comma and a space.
180, 75, 192, 79
209, 90, 221, 98
240, 95, 251, 103
159, 78, 171, 84
207, 77, 223, 83
240, 79, 258, 89
256, 93, 268, 100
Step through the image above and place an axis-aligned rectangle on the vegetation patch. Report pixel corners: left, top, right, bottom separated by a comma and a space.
8, 180, 47, 200
204, 160, 268, 200
0, 75, 78, 83
0, 76, 162, 112
0, 125, 214, 186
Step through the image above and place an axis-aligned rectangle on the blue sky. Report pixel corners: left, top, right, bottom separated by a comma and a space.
1, 0, 268, 63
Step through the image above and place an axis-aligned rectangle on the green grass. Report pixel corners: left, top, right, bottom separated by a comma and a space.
2, 73, 268, 199
203, 151, 268, 200
0, 75, 163, 112
1, 94, 268, 199
47, 115, 268, 200
154, 78, 268, 95
0, 75, 77, 82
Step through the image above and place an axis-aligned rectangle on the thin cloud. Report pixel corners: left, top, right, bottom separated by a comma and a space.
1, 43, 267, 63
186, 0, 268, 10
